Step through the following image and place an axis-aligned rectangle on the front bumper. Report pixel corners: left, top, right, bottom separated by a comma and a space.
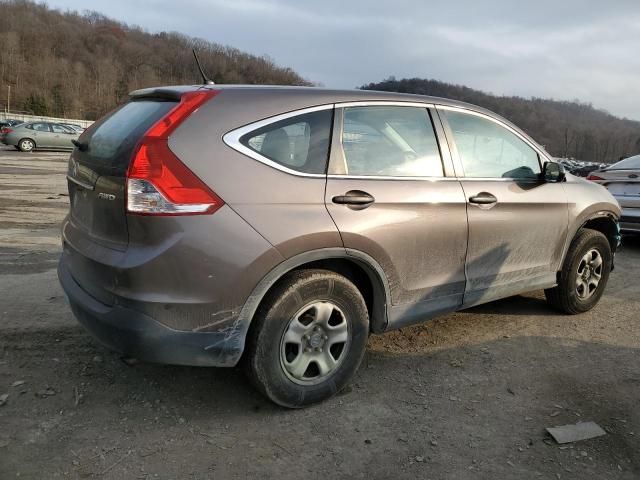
58, 260, 244, 367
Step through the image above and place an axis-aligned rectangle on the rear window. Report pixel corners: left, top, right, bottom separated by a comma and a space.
239, 109, 333, 175
609, 155, 640, 170
77, 99, 176, 174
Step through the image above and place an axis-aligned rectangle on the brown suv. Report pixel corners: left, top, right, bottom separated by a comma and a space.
58, 86, 621, 407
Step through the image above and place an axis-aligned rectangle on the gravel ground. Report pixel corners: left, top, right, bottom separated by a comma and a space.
0, 146, 638, 479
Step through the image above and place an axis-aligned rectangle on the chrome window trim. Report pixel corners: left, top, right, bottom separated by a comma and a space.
327, 174, 459, 182
336, 101, 436, 108
222, 104, 335, 178
436, 104, 552, 163
455, 177, 540, 183
222, 100, 553, 180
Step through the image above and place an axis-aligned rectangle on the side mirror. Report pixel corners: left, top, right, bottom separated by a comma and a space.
542, 161, 565, 183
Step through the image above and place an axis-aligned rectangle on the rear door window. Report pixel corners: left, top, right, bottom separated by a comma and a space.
239, 109, 333, 174
340, 106, 443, 177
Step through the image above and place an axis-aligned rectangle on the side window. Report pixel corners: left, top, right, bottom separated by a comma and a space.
340, 106, 443, 177
51, 124, 69, 133
32, 123, 51, 132
444, 111, 540, 179
239, 109, 333, 174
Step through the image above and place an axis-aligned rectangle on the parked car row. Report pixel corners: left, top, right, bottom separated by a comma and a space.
557, 158, 607, 177
0, 121, 82, 151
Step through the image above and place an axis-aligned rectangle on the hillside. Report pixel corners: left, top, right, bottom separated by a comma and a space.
0, 0, 308, 120
362, 78, 640, 163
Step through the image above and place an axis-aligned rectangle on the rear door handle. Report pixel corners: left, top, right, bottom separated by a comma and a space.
332, 190, 375, 206
469, 192, 497, 205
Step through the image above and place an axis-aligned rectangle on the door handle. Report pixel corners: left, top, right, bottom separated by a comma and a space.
469, 192, 497, 205
332, 190, 375, 206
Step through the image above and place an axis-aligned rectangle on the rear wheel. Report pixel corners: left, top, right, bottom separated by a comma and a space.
545, 228, 612, 314
244, 269, 369, 408
18, 138, 35, 152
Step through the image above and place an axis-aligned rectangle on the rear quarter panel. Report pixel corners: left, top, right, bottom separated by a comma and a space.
62, 205, 283, 332
168, 89, 343, 258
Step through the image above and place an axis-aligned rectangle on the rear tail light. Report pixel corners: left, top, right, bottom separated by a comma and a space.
586, 174, 605, 181
1, 128, 12, 134
126, 90, 224, 215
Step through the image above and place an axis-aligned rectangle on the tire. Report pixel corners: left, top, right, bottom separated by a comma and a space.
18, 138, 35, 152
244, 269, 369, 408
545, 228, 612, 314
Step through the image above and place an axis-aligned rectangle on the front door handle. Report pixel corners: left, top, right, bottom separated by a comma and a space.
332, 190, 375, 207
469, 192, 498, 205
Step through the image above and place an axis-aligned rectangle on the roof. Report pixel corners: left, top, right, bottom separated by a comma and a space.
129, 84, 545, 152
131, 83, 489, 113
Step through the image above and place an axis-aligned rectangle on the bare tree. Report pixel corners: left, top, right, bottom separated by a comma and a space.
0, 0, 310, 120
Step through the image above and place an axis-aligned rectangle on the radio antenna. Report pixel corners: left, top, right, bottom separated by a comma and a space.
192, 49, 215, 85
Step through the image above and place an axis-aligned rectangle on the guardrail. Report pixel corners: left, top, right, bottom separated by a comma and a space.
0, 112, 93, 128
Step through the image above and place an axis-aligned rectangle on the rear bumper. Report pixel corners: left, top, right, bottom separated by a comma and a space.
620, 208, 640, 233
58, 260, 244, 367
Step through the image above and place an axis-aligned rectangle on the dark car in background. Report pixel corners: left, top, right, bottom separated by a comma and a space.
0, 119, 23, 140
1, 121, 80, 151
58, 85, 621, 407
0, 118, 23, 129
557, 158, 606, 177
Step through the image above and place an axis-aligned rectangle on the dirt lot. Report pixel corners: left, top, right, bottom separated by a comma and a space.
0, 146, 638, 479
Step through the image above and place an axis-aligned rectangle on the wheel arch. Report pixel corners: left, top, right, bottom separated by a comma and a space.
582, 214, 620, 254
237, 248, 391, 356
560, 210, 620, 275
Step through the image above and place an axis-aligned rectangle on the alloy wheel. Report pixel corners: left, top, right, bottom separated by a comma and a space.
279, 301, 350, 385
576, 248, 602, 299
20, 140, 34, 151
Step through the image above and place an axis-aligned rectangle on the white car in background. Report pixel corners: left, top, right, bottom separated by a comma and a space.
588, 155, 640, 233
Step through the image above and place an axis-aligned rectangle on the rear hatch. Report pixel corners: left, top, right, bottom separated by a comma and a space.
66, 97, 179, 251
63, 88, 224, 305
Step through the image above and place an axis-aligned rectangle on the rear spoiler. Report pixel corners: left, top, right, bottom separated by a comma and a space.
128, 86, 215, 102
128, 88, 184, 101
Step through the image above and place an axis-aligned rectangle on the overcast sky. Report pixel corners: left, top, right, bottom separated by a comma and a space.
48, 0, 640, 120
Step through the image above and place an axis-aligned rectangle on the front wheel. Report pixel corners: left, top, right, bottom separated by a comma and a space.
244, 269, 369, 408
18, 138, 35, 152
545, 228, 612, 314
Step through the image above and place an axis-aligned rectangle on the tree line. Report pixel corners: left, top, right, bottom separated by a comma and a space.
2, 1, 636, 163
0, 0, 309, 120
362, 77, 640, 163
